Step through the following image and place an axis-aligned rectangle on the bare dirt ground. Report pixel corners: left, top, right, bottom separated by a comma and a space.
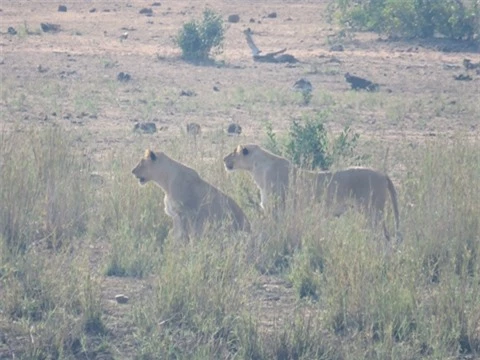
0, 0, 479, 358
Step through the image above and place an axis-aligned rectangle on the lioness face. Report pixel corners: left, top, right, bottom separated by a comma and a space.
132, 149, 157, 185
223, 145, 254, 171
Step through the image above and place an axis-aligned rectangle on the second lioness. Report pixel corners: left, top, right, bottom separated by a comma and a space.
223, 144, 400, 239
132, 149, 251, 241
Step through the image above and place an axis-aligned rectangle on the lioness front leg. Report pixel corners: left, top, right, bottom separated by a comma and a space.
170, 214, 189, 241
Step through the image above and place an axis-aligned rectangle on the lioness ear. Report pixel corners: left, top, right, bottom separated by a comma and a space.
144, 149, 157, 161
242, 147, 249, 156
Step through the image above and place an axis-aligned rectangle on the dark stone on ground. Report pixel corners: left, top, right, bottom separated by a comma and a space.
133, 122, 157, 134
117, 72, 131, 82
180, 89, 196, 97
227, 123, 242, 136
139, 8, 153, 15
228, 14, 240, 23
41, 23, 61, 33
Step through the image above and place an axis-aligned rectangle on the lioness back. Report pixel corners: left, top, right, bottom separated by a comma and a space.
327, 167, 388, 209
223, 144, 400, 240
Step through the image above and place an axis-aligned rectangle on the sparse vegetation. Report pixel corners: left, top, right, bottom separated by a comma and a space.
1, 108, 479, 360
1, 0, 479, 358
329, 0, 480, 42
176, 8, 225, 62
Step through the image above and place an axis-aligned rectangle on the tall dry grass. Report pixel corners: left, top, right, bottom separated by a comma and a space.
1, 124, 478, 359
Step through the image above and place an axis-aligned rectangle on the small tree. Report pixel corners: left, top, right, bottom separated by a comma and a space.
286, 115, 333, 170
263, 112, 363, 171
176, 9, 225, 62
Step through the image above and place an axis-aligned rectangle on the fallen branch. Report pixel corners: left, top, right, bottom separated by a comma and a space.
243, 29, 298, 64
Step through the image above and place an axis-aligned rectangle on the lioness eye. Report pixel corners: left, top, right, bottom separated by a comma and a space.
242, 148, 249, 156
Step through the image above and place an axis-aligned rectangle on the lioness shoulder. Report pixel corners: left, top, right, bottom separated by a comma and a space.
133, 149, 250, 240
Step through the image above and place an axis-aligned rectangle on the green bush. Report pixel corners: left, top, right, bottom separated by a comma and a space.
329, 0, 479, 41
264, 112, 362, 170
176, 9, 225, 61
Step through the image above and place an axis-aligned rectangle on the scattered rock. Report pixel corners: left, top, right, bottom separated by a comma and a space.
186, 122, 201, 136
59, 70, 78, 79
213, 86, 220, 92
228, 14, 240, 23
453, 74, 472, 81
41, 23, 61, 33
345, 72, 379, 92
180, 89, 196, 97
329, 44, 344, 52
151, 2, 161, 6
139, 8, 153, 16
267, 12, 277, 18
7, 27, 17, 35
292, 78, 313, 93
58, 5, 67, 12
115, 294, 129, 304
117, 72, 131, 82
89, 8, 96, 13
133, 122, 157, 134
249, 18, 255, 23
227, 123, 242, 136
120, 31, 129, 40
37, 65, 48, 73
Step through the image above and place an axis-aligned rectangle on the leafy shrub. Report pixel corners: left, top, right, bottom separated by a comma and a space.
286, 116, 332, 170
329, 0, 479, 41
176, 9, 225, 61
264, 112, 362, 170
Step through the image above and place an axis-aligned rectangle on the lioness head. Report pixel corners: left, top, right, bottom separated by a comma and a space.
132, 149, 160, 185
223, 144, 258, 171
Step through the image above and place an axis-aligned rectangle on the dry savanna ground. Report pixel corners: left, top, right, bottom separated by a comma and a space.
0, 0, 479, 359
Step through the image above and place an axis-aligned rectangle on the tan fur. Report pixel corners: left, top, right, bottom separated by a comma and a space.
224, 144, 400, 239
132, 150, 251, 241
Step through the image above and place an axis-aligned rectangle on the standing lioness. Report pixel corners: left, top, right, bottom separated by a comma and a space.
223, 144, 400, 239
132, 150, 251, 241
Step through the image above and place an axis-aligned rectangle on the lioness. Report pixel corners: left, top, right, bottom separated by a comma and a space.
223, 144, 400, 239
132, 149, 251, 240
